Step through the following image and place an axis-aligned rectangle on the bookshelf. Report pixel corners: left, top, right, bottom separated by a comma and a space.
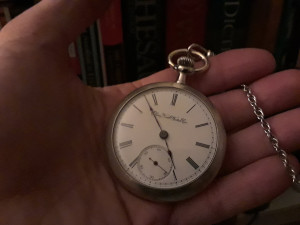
2, 0, 297, 86
99, 0, 298, 85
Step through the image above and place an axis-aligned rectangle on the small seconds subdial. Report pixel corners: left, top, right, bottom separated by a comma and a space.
138, 145, 173, 181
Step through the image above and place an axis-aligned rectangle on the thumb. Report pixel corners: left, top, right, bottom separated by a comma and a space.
0, 0, 111, 48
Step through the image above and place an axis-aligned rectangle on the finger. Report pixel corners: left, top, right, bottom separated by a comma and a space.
135, 48, 276, 95
1, 0, 111, 47
116, 185, 172, 225
223, 108, 300, 174
189, 48, 276, 95
171, 155, 299, 225
105, 48, 276, 119
210, 69, 300, 131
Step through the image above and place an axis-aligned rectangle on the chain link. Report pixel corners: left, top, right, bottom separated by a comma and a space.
241, 84, 300, 192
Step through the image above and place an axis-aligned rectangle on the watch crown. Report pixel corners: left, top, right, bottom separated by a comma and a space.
176, 56, 195, 74
177, 56, 194, 67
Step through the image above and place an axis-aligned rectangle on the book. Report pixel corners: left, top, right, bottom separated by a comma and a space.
165, 0, 208, 55
121, 0, 166, 81
205, 0, 253, 54
0, 6, 10, 29
96, 20, 108, 86
2, 0, 34, 18
100, 0, 126, 85
76, 23, 105, 87
246, 0, 284, 53
296, 50, 300, 69
0, 0, 34, 23
274, 0, 300, 71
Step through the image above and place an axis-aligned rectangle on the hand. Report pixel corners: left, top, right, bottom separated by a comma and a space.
0, 1, 299, 225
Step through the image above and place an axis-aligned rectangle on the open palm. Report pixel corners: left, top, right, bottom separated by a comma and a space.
0, 1, 299, 224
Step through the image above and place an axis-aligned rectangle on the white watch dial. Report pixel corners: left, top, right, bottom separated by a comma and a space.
112, 86, 220, 189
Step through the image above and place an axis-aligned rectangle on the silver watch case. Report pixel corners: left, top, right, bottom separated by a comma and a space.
106, 82, 226, 202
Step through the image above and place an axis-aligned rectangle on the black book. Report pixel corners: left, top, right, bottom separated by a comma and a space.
121, 0, 166, 81
205, 0, 253, 54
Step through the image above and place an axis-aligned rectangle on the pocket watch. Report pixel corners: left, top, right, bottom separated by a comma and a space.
106, 44, 226, 202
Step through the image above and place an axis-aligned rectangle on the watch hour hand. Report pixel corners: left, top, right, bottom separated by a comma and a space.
144, 96, 163, 130
129, 155, 140, 168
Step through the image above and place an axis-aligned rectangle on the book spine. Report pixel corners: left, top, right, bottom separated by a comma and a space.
274, 0, 300, 71
5, 0, 35, 18
77, 23, 104, 87
0, 6, 10, 29
76, 36, 85, 82
296, 50, 300, 69
96, 20, 108, 87
246, 0, 284, 52
100, 0, 125, 85
165, 0, 208, 54
0, 0, 34, 26
205, 0, 253, 54
121, 0, 166, 81
89, 22, 104, 87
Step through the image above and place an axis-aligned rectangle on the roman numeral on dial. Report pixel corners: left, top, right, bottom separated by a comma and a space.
129, 156, 139, 168
186, 157, 199, 169
196, 142, 210, 149
119, 140, 133, 149
121, 123, 134, 128
152, 94, 158, 105
171, 93, 178, 106
195, 123, 209, 128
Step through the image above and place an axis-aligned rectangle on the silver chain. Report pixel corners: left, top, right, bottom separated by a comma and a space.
241, 84, 300, 192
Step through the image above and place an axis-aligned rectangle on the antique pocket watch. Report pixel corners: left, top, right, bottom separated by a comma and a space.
106, 44, 226, 202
